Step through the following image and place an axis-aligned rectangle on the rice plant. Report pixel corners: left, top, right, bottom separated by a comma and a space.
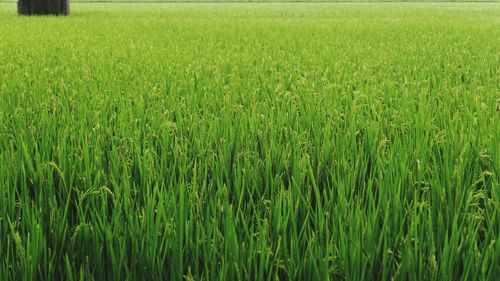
0, 3, 499, 281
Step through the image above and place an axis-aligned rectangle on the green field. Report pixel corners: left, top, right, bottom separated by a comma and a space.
1, 3, 500, 280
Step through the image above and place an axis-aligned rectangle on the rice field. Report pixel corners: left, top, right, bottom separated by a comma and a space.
0, 3, 499, 280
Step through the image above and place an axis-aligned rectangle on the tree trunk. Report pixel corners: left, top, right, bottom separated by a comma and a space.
18, 0, 69, 16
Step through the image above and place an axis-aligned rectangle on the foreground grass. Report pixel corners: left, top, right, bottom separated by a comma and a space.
0, 3, 499, 280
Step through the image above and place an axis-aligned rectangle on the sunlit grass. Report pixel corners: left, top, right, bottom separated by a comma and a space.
0, 3, 499, 280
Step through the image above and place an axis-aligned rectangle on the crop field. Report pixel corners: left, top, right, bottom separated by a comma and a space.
0, 2, 499, 281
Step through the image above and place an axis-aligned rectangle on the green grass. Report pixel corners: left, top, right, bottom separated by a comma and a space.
0, 3, 499, 280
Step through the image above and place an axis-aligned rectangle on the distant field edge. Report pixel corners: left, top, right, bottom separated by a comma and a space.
1, 0, 500, 2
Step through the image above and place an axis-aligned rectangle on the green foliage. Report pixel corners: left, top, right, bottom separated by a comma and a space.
0, 3, 499, 280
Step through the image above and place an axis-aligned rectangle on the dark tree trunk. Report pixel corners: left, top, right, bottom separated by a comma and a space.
18, 0, 69, 16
